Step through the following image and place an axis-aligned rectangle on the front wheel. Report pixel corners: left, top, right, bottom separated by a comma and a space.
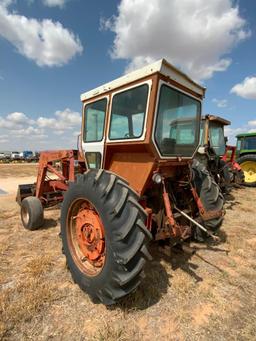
21, 196, 44, 230
61, 170, 152, 305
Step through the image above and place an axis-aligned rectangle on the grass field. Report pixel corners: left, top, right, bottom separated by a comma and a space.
0, 164, 256, 340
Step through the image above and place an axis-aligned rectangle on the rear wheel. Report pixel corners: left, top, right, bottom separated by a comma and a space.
61, 169, 152, 305
192, 160, 224, 240
219, 160, 232, 193
237, 154, 256, 187
21, 196, 44, 230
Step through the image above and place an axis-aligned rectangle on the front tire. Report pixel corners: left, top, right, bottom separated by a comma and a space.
61, 170, 152, 305
21, 196, 44, 230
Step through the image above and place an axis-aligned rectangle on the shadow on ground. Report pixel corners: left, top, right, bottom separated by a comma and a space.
41, 218, 58, 229
106, 231, 230, 311
224, 190, 242, 210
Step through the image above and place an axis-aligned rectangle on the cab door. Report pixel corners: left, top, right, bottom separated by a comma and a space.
82, 96, 108, 169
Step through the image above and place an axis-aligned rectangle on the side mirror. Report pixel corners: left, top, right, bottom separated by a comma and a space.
224, 136, 228, 143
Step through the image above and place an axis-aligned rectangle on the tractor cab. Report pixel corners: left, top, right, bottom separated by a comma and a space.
200, 114, 230, 157
236, 132, 256, 155
80, 59, 204, 194
196, 115, 237, 191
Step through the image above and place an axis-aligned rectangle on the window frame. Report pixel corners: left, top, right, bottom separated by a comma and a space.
82, 96, 108, 144
107, 80, 152, 143
152, 80, 202, 159
209, 122, 226, 156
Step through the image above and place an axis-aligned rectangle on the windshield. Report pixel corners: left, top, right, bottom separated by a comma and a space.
154, 84, 201, 157
209, 122, 226, 156
244, 136, 256, 150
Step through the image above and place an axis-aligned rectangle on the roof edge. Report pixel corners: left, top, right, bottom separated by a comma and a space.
80, 59, 206, 102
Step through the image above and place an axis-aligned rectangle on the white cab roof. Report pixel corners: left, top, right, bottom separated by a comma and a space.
80, 59, 206, 101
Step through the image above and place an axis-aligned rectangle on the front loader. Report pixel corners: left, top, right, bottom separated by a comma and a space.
17, 59, 225, 305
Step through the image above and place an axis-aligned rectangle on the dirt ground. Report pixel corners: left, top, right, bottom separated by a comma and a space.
0, 164, 256, 341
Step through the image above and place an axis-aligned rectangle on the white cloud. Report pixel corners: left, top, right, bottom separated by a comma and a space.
0, 108, 81, 149
104, 0, 250, 81
0, 112, 34, 129
0, 2, 83, 67
0, 0, 13, 7
224, 118, 256, 144
37, 108, 81, 130
224, 126, 243, 143
11, 126, 47, 138
248, 120, 256, 127
0, 133, 8, 144
230, 77, 256, 99
43, 0, 67, 8
212, 98, 228, 108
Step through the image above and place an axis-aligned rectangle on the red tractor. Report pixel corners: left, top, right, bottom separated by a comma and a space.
17, 59, 224, 304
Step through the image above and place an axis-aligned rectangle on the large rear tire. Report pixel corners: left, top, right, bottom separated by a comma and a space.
61, 169, 152, 305
237, 154, 256, 187
192, 160, 224, 239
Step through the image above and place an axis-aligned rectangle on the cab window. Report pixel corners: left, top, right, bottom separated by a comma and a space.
109, 84, 148, 140
83, 98, 107, 142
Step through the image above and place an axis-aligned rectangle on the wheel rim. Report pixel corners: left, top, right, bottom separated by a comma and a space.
66, 198, 106, 276
240, 161, 256, 183
21, 205, 29, 225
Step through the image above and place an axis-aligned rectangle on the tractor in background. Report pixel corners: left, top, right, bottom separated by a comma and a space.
236, 132, 256, 187
196, 114, 244, 193
17, 59, 225, 305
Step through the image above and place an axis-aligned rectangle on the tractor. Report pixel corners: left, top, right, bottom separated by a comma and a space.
236, 132, 256, 187
196, 114, 244, 192
17, 59, 224, 305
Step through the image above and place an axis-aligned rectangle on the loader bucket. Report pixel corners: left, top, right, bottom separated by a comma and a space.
16, 184, 35, 205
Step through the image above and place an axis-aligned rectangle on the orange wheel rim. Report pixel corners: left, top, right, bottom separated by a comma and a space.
67, 199, 106, 276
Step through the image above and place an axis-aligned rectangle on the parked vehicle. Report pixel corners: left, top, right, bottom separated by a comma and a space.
11, 151, 21, 161
17, 59, 224, 305
236, 132, 256, 186
23, 150, 33, 160
196, 115, 244, 192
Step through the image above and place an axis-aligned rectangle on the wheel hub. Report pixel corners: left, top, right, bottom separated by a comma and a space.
76, 205, 105, 267
241, 161, 256, 183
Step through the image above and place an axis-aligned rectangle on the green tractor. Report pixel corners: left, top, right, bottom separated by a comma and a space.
236, 132, 256, 187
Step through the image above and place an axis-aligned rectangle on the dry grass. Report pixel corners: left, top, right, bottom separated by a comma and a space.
0, 163, 38, 178
0, 165, 256, 340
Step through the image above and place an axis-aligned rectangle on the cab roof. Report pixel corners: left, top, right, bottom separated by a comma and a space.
80, 59, 206, 102
202, 114, 230, 126
237, 132, 256, 138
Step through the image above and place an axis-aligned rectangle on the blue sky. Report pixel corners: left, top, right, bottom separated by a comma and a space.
0, 0, 255, 151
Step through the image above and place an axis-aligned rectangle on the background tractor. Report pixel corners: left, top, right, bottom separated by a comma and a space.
17, 59, 224, 305
196, 114, 244, 192
236, 132, 256, 187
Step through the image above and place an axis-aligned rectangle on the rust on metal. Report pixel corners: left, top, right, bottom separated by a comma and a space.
76, 202, 105, 267
17, 150, 86, 208
190, 186, 224, 221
